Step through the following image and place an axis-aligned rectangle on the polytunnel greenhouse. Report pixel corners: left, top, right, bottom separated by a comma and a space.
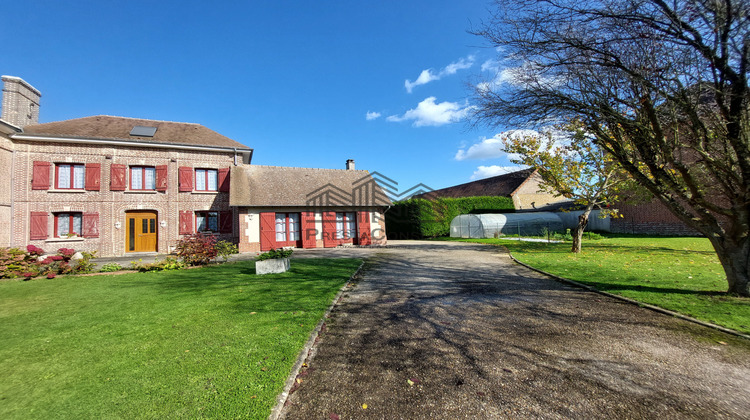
449, 210, 610, 239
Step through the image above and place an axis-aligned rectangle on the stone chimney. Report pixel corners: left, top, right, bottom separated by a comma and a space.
1, 76, 41, 128
346, 159, 355, 170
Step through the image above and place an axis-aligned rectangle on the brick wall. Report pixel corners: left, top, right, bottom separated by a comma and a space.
512, 174, 569, 211
1, 76, 41, 128
11, 140, 236, 256
611, 200, 700, 236
0, 134, 13, 246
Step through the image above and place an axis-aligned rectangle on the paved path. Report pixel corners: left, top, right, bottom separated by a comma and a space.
280, 241, 750, 419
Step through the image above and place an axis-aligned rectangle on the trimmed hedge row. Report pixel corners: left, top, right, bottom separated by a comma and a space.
386, 196, 515, 238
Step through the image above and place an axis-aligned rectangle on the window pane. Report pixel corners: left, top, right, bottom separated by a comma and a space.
72, 214, 82, 235
289, 213, 300, 241
336, 213, 344, 239
346, 213, 356, 238
131, 168, 142, 189
208, 212, 218, 232
144, 167, 155, 190
58, 164, 71, 189
275, 214, 287, 241
58, 213, 69, 236
150, 218, 156, 233
196, 214, 206, 231
195, 169, 206, 191
207, 170, 218, 191
129, 218, 135, 250
73, 165, 85, 189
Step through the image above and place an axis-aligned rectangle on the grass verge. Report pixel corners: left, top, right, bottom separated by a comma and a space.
0, 258, 361, 419
436, 236, 749, 334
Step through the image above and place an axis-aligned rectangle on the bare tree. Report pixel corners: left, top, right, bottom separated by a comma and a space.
473, 0, 750, 296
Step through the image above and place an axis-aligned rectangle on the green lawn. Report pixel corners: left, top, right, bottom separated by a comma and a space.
0, 258, 361, 419
437, 236, 750, 334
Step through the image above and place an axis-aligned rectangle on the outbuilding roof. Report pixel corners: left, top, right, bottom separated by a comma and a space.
417, 168, 537, 199
20, 115, 250, 150
230, 165, 392, 207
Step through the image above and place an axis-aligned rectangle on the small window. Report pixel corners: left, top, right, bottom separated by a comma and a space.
195, 169, 218, 191
196, 211, 219, 232
275, 213, 301, 245
130, 166, 156, 190
55, 212, 82, 237
56, 164, 85, 189
335, 212, 356, 239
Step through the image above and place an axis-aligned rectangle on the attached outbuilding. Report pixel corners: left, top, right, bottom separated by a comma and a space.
230, 164, 392, 252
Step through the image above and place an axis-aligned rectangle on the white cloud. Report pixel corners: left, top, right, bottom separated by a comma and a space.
470, 165, 526, 180
386, 97, 473, 127
365, 111, 381, 120
405, 55, 475, 93
455, 130, 539, 160
404, 70, 439, 93
481, 58, 500, 73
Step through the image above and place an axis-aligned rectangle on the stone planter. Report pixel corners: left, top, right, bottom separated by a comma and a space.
255, 258, 290, 275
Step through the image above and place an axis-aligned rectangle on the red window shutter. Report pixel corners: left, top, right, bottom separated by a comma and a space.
110, 164, 127, 191
322, 211, 337, 248
82, 212, 99, 238
218, 167, 230, 192
85, 163, 101, 191
301, 211, 317, 249
259, 212, 276, 251
178, 167, 193, 192
357, 211, 371, 246
30, 212, 48, 240
155, 165, 168, 192
179, 211, 194, 235
32, 161, 51, 190
219, 211, 233, 233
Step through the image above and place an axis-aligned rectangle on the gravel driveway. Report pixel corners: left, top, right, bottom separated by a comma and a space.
280, 241, 750, 419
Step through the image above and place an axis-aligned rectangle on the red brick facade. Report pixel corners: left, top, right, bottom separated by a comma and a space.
611, 200, 699, 236
9, 139, 237, 256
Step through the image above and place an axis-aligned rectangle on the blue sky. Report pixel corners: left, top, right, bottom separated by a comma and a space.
2, 1, 521, 195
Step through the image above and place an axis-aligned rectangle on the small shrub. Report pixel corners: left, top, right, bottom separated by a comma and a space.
0, 247, 35, 278
26, 245, 45, 257
72, 251, 97, 274
131, 257, 185, 272
99, 263, 124, 273
256, 248, 293, 261
214, 240, 239, 262
2, 246, 98, 279
57, 248, 76, 260
176, 233, 217, 266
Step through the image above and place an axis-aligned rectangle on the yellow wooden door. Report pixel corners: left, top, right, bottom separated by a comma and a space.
126, 211, 158, 252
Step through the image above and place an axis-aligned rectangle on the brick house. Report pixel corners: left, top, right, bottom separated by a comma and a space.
416, 168, 570, 211
0, 76, 390, 256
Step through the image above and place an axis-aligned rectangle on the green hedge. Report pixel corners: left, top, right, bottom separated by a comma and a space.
386, 196, 515, 238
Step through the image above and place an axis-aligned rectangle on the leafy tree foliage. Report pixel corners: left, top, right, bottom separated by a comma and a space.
473, 0, 750, 295
502, 126, 629, 252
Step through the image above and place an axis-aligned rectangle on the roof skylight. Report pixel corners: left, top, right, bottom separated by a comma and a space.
130, 126, 157, 137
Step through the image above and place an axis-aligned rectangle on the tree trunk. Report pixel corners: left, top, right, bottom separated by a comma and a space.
707, 235, 750, 297
571, 211, 590, 253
